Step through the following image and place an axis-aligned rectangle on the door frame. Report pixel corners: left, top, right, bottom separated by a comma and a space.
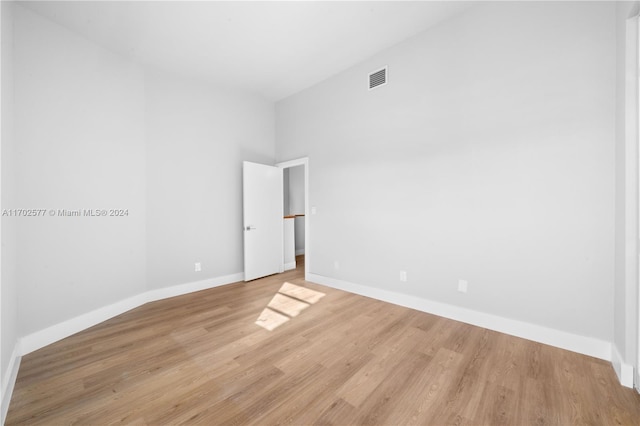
277, 157, 310, 281
633, 13, 640, 393
626, 11, 640, 392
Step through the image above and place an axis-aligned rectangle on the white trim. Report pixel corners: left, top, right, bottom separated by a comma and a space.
145, 273, 244, 304
307, 273, 612, 362
284, 262, 296, 271
21, 293, 149, 356
295, 249, 305, 256
276, 157, 310, 282
20, 272, 243, 356
613, 344, 635, 388
276, 157, 308, 170
1, 343, 21, 423
624, 12, 640, 395
634, 10, 640, 397
0, 3, 5, 422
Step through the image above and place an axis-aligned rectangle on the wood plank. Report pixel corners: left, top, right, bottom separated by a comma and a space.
6, 256, 640, 425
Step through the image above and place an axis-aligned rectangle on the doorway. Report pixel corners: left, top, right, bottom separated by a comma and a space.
277, 158, 309, 281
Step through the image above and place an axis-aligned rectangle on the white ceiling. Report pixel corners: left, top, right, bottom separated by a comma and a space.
20, 1, 475, 101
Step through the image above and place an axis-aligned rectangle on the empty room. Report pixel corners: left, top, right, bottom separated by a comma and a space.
2, 0, 640, 424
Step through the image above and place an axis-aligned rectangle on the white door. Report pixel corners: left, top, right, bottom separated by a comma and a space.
243, 161, 283, 281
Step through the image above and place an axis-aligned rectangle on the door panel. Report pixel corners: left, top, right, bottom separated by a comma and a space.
243, 161, 283, 281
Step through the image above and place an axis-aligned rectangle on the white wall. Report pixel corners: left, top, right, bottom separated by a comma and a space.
1, 0, 19, 416
288, 165, 305, 215
287, 165, 305, 253
13, 6, 147, 336
283, 167, 290, 215
276, 2, 616, 342
145, 69, 274, 289
9, 3, 276, 346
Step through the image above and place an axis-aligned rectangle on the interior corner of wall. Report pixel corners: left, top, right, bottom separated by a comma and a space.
612, 342, 635, 388
628, 2, 640, 19
1, 341, 22, 423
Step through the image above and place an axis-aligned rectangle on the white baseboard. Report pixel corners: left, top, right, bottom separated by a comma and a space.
307, 273, 612, 362
612, 344, 635, 388
144, 273, 244, 304
20, 292, 149, 355
20, 272, 244, 356
284, 262, 296, 271
295, 249, 305, 256
2, 343, 21, 424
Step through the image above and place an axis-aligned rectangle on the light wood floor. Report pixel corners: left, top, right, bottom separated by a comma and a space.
7, 256, 640, 425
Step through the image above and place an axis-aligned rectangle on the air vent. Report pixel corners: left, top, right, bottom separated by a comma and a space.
368, 66, 388, 90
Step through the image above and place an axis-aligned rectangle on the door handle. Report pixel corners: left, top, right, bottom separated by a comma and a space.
245, 225, 256, 231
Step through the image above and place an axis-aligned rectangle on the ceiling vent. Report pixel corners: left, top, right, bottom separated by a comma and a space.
368, 66, 388, 91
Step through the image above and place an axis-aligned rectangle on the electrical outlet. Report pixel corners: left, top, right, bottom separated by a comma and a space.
400, 270, 407, 282
311, 206, 317, 215
458, 279, 468, 293
334, 261, 340, 270
195, 262, 201, 272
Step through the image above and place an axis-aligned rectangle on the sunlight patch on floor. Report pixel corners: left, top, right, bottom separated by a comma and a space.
255, 282, 325, 331
255, 307, 290, 331
279, 281, 325, 304
268, 293, 310, 317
